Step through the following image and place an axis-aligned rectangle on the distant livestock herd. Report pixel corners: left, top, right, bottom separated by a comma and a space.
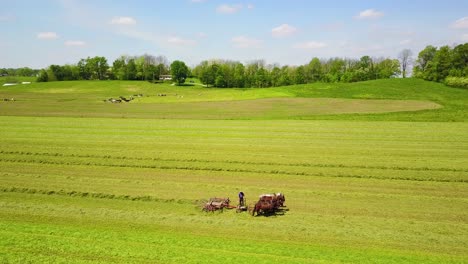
104, 93, 184, 103
104, 94, 144, 103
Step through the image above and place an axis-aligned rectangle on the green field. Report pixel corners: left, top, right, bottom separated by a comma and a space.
0, 79, 467, 263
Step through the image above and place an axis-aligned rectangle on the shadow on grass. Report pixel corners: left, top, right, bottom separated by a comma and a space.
253, 207, 289, 217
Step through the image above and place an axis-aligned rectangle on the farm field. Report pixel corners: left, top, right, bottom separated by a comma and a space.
0, 79, 467, 263
0, 78, 466, 121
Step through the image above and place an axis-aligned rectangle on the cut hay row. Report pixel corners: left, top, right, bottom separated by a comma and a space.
0, 187, 192, 204
0, 157, 466, 183
1, 150, 466, 172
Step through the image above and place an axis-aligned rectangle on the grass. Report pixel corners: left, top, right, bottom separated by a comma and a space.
0, 78, 467, 263
0, 78, 466, 121
0, 117, 467, 263
0, 76, 36, 86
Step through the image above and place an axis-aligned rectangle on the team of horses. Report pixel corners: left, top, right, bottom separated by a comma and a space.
251, 193, 286, 216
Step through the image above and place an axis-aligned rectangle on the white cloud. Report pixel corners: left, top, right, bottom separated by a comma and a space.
452, 17, 468, 29
232, 36, 262, 48
462, 34, 468, 42
65, 40, 86, 46
293, 41, 327, 49
0, 15, 13, 22
247, 4, 254, 9
271, 24, 297, 38
110, 16, 137, 25
197, 32, 207, 38
322, 22, 344, 31
216, 4, 243, 14
355, 9, 384, 19
167, 36, 197, 46
399, 39, 412, 45
37, 32, 59, 40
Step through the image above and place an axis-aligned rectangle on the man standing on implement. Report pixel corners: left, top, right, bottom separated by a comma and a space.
238, 191, 245, 206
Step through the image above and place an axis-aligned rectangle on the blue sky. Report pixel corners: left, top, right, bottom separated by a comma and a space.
1, 0, 467, 68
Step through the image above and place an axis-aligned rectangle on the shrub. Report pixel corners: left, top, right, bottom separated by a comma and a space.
445, 76, 468, 89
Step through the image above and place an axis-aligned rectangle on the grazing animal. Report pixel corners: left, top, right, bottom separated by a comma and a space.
119, 96, 131, 102
109, 98, 122, 103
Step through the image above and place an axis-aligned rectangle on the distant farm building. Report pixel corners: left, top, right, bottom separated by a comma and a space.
159, 75, 172, 80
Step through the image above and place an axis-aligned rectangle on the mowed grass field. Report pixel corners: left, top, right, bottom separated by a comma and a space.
0, 78, 466, 121
0, 79, 467, 263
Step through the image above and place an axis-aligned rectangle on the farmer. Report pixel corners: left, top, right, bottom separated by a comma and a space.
238, 191, 245, 206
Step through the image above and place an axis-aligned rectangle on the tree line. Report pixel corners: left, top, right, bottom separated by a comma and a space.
21, 43, 468, 88
192, 56, 401, 88
413, 43, 468, 88
34, 54, 402, 86
37, 54, 171, 82
1, 67, 39, 77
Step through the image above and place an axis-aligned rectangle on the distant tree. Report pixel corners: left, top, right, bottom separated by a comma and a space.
431, 46, 453, 81
294, 65, 306, 84
398, 49, 413, 78
255, 68, 270, 87
197, 61, 213, 87
270, 66, 281, 86
126, 59, 137, 80
16, 67, 35, 77
112, 57, 127, 80
450, 43, 468, 77
49, 65, 65, 81
233, 63, 245, 88
278, 66, 292, 86
414, 46, 437, 77
375, 59, 401, 78
86, 56, 109, 80
170, 60, 189, 85
37, 69, 48, 82
307, 58, 322, 82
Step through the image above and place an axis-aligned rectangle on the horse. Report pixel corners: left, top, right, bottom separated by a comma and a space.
251, 193, 286, 216
252, 195, 276, 216
275, 193, 286, 207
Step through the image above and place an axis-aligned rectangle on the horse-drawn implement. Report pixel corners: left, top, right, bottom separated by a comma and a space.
201, 192, 286, 216
202, 197, 231, 212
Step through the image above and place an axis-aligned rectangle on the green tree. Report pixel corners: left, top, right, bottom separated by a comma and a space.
112, 57, 127, 80
126, 59, 137, 80
413, 45, 437, 79
432, 46, 452, 81
233, 63, 245, 88
450, 43, 468, 77
36, 69, 48, 82
77, 59, 91, 80
375, 59, 401, 79
170, 60, 189, 85
270, 66, 281, 86
294, 65, 306, 84
307, 58, 322, 82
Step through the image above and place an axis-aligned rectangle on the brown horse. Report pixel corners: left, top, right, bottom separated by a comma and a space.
251, 193, 286, 216
275, 193, 286, 207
